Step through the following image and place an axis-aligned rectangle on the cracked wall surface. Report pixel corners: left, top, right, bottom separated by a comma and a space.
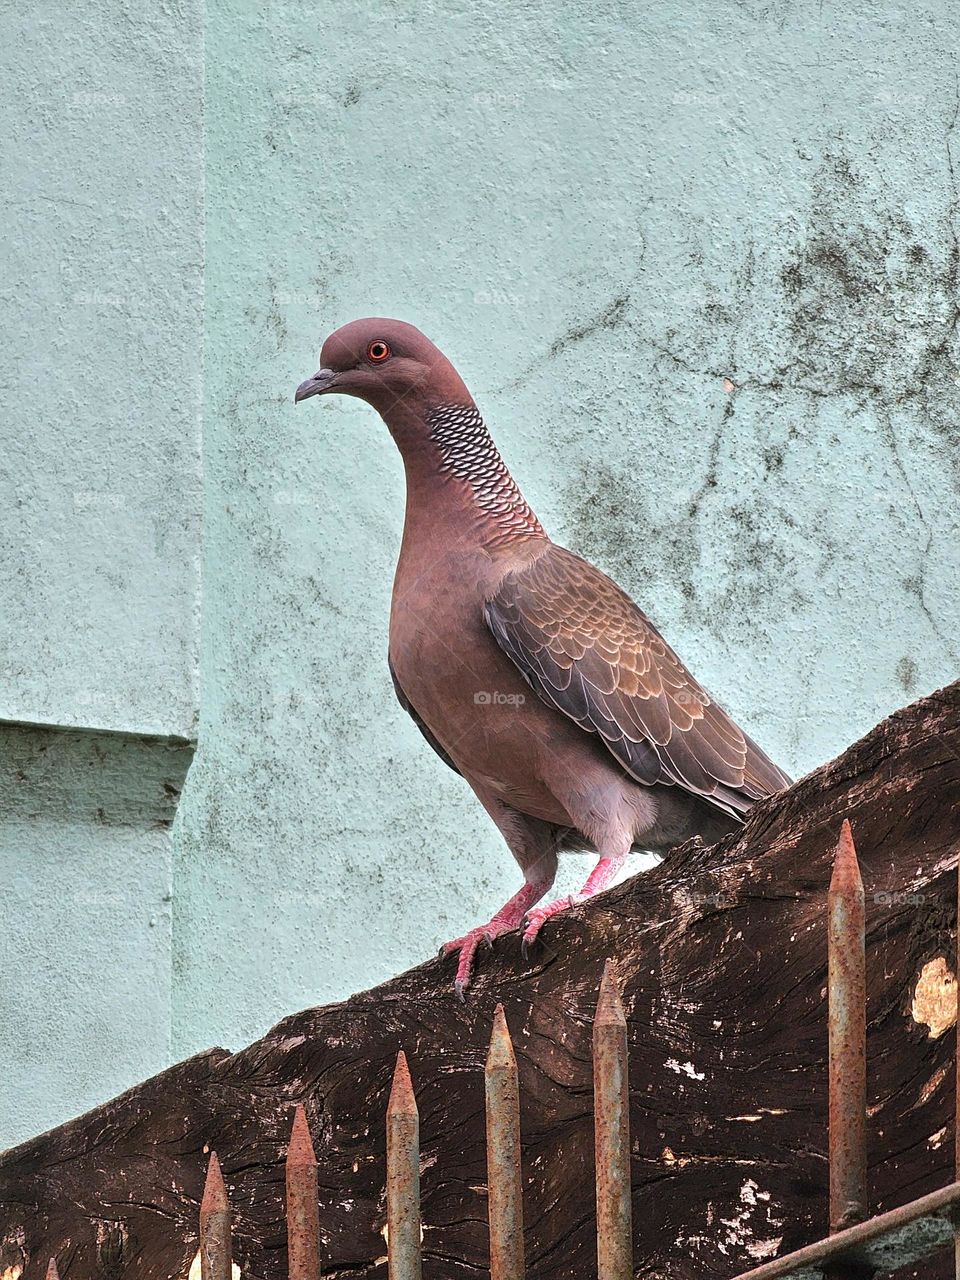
176, 0, 959, 1062
2, 0, 958, 1140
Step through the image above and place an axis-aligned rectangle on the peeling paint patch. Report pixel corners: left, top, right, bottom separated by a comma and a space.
740, 1179, 770, 1207
727, 1107, 788, 1122
911, 956, 957, 1038
661, 1146, 689, 1167
746, 1236, 784, 1261
666, 1058, 705, 1080
712, 1180, 785, 1261
916, 1060, 951, 1107
928, 1124, 948, 1149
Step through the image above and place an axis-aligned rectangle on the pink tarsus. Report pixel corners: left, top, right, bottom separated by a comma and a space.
521, 854, 627, 954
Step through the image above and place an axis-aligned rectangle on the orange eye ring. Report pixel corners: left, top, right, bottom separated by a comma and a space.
367, 339, 391, 362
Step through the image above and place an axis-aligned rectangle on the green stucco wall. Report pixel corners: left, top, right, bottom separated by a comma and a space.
1, 1, 203, 739
3, 0, 959, 1144
1, 726, 192, 1145
1, 0, 203, 1146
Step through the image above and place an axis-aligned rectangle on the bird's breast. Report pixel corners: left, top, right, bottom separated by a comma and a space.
390, 576, 534, 759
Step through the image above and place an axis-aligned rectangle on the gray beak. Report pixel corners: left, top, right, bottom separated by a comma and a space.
294, 368, 338, 403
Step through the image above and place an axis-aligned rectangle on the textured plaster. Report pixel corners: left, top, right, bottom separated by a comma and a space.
0, 724, 192, 1148
0, 0, 203, 1141
174, 0, 960, 1060
0, 1, 203, 737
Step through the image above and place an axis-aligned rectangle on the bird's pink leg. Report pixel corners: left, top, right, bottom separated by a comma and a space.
444, 877, 552, 1001
521, 853, 627, 953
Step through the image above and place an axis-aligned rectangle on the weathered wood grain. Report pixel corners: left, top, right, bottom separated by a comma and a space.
3, 684, 959, 1279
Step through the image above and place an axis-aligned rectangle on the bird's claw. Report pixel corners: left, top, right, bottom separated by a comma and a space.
440, 918, 520, 998
521, 896, 575, 956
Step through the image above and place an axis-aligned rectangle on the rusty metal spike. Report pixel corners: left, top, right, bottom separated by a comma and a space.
201, 1150, 228, 1217
593, 960, 632, 1280
288, 1101, 318, 1165
387, 1051, 422, 1280
830, 818, 864, 895
596, 959, 626, 1025
287, 1104, 320, 1280
486, 1004, 524, 1280
200, 1151, 232, 1280
45, 1260, 59, 1280
828, 819, 868, 1236
486, 1003, 518, 1072
389, 1050, 418, 1117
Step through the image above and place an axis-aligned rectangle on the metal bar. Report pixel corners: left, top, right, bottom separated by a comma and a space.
200, 1151, 232, 1280
828, 819, 867, 1235
45, 1261, 59, 1280
730, 1180, 960, 1279
593, 958, 632, 1280
386, 1050, 422, 1280
286, 1103, 320, 1280
486, 1003, 524, 1280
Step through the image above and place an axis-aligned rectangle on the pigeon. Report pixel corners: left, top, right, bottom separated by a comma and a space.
295, 318, 791, 997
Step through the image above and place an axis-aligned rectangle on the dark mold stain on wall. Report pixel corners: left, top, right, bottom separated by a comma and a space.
558, 128, 960, 660
776, 149, 959, 406
896, 655, 919, 692
547, 293, 632, 360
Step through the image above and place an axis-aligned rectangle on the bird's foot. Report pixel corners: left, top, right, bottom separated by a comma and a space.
521, 894, 584, 956
441, 919, 520, 1002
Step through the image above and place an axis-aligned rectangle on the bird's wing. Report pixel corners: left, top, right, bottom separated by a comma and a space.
389, 658, 463, 777
484, 544, 791, 818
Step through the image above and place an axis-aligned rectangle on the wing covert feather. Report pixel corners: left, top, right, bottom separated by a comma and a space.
484, 545, 790, 817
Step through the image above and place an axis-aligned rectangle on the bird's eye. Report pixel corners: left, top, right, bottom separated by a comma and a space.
367, 340, 391, 362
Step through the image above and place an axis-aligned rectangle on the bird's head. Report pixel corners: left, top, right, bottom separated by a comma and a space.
294, 318, 470, 421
